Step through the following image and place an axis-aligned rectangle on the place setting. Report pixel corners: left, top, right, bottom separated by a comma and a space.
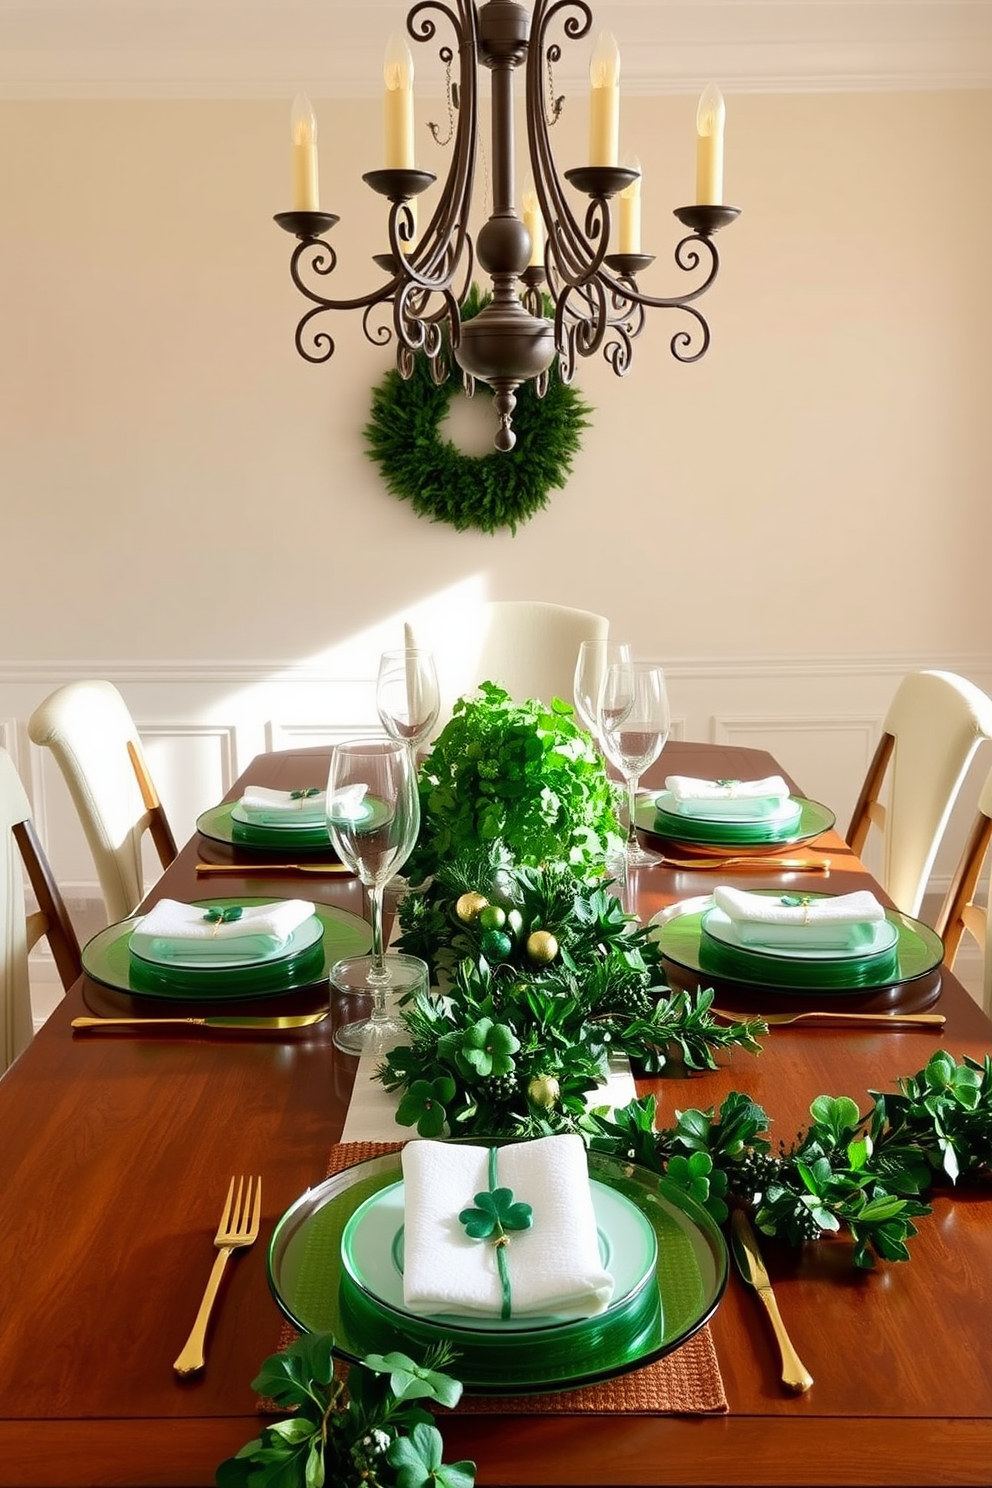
196, 781, 342, 858
652, 882, 945, 1012
633, 771, 836, 860
75, 891, 373, 1023
265, 1131, 728, 1399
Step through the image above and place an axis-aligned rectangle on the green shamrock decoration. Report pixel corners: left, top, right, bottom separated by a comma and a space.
395, 1076, 457, 1138
289, 787, 321, 800
458, 1187, 533, 1244
458, 1018, 520, 1079
363, 1351, 463, 1409
386, 1422, 477, 1488
203, 906, 244, 925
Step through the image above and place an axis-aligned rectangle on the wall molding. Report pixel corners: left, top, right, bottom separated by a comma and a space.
2, 2, 990, 101
3, 651, 992, 687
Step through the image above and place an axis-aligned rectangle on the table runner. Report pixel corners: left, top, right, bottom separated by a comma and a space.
264, 1139, 727, 1416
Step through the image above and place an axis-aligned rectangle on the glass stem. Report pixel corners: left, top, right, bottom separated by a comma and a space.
368, 881, 387, 997
626, 775, 639, 847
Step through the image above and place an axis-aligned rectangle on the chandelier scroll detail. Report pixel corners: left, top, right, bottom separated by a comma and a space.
274, 0, 740, 452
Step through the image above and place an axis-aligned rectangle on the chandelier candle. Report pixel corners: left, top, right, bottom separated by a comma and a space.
619, 157, 642, 254
695, 83, 726, 206
588, 31, 621, 167
290, 93, 319, 212
383, 33, 415, 170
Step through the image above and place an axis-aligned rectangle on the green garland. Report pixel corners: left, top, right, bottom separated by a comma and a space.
363, 288, 591, 535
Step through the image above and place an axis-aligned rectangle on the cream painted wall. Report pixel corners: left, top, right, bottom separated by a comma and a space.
1, 88, 991, 963
1, 89, 989, 667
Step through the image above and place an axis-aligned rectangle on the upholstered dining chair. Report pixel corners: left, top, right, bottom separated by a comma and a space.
934, 761, 992, 1015
405, 600, 609, 736
846, 670, 992, 919
28, 680, 178, 924
1, 746, 82, 1072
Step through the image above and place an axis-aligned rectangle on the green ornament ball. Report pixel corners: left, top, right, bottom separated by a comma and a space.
480, 929, 513, 962
477, 904, 507, 932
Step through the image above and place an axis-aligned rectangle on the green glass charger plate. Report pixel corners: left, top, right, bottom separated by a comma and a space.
267, 1149, 727, 1395
653, 892, 944, 996
81, 898, 371, 1002
197, 801, 333, 853
635, 794, 835, 851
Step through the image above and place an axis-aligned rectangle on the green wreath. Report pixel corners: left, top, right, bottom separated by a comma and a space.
363, 287, 591, 535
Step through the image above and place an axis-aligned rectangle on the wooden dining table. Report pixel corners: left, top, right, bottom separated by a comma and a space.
1, 739, 991, 1488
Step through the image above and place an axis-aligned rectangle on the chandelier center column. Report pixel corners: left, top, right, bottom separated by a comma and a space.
453, 0, 556, 450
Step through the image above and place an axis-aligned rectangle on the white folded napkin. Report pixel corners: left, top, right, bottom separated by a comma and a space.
664, 775, 792, 820
400, 1135, 615, 1320
239, 785, 328, 825
325, 785, 370, 822
132, 897, 316, 960
711, 886, 886, 950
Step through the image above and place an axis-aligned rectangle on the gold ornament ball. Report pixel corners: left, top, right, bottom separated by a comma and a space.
528, 1074, 561, 1109
455, 892, 490, 924
526, 929, 559, 965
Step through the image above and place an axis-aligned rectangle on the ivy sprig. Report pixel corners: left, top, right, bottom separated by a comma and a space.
216, 1332, 475, 1488
584, 1051, 992, 1267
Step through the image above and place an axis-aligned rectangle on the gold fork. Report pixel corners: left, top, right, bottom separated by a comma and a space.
173, 1175, 262, 1376
711, 1007, 945, 1028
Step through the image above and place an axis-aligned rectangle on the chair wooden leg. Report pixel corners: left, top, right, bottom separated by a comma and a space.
846, 732, 894, 858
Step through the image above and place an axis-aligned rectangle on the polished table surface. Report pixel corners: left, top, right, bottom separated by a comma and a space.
2, 740, 991, 1488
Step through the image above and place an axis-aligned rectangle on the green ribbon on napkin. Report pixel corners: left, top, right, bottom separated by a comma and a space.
458, 1147, 534, 1320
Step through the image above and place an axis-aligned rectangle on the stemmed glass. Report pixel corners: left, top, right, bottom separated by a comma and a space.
325, 739, 425, 1055
574, 639, 632, 741
376, 648, 440, 756
597, 661, 671, 870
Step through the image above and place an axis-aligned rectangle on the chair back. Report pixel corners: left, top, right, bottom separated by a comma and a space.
846, 670, 992, 918
935, 762, 992, 1015
28, 680, 178, 923
0, 747, 81, 1072
406, 600, 609, 735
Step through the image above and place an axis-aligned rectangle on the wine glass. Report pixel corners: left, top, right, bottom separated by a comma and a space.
326, 739, 425, 1055
574, 639, 632, 740
597, 661, 671, 870
376, 648, 440, 755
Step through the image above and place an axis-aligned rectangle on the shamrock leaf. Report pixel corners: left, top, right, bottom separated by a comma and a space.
458, 1018, 520, 1078
289, 786, 321, 800
459, 1186, 533, 1242
386, 1423, 476, 1488
361, 1350, 463, 1409
203, 905, 244, 925
396, 1076, 457, 1138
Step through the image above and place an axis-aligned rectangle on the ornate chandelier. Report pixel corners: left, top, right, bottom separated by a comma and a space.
275, 0, 739, 451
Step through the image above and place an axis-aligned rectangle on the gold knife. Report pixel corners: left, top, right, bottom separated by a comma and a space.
71, 1013, 328, 1031
195, 862, 353, 876
731, 1209, 814, 1393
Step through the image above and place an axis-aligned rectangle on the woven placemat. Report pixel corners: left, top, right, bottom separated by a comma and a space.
264, 1141, 727, 1416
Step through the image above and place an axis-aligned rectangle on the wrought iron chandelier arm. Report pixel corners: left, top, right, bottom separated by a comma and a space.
527, 0, 604, 288
399, 2, 478, 301
600, 231, 723, 311
287, 238, 393, 315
